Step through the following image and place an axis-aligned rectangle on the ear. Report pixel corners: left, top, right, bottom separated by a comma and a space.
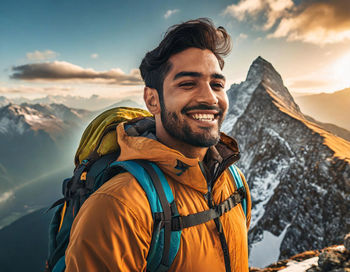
144, 86, 161, 115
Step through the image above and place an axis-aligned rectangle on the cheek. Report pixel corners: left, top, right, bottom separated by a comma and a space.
219, 92, 229, 113
165, 96, 182, 112
163, 85, 182, 106
166, 93, 190, 112
163, 96, 186, 118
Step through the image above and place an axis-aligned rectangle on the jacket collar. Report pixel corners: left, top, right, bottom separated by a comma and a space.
116, 117, 240, 194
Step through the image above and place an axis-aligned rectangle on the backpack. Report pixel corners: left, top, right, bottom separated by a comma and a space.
45, 107, 247, 272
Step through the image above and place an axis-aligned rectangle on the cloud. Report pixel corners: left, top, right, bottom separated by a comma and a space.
235, 33, 248, 45
224, 0, 293, 29
268, 0, 350, 44
26, 50, 58, 61
10, 61, 143, 85
224, 0, 350, 44
239, 33, 248, 39
164, 9, 179, 19
238, 33, 248, 40
224, 0, 263, 21
91, 53, 99, 59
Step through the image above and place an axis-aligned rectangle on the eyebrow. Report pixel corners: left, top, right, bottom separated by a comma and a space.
173, 71, 225, 81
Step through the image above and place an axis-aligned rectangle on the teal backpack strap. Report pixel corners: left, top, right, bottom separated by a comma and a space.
109, 160, 181, 272
51, 256, 65, 272
228, 165, 247, 217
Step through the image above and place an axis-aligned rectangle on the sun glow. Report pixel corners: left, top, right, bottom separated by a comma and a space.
332, 51, 350, 89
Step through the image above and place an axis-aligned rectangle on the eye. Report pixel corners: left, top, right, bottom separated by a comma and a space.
211, 82, 224, 90
178, 81, 196, 89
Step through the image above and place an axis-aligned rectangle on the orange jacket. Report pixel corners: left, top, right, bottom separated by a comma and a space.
66, 120, 251, 272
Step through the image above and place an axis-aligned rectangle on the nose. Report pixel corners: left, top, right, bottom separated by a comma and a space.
196, 82, 219, 105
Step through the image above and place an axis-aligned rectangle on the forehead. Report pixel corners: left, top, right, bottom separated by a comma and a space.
166, 48, 222, 79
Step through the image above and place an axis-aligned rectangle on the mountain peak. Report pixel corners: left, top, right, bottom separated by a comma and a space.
246, 56, 284, 86
246, 56, 302, 116
253, 56, 269, 65
222, 56, 302, 133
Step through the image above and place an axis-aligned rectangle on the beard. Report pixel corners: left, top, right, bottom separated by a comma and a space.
159, 98, 224, 147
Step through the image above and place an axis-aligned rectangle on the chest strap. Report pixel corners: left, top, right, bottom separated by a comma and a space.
153, 187, 246, 231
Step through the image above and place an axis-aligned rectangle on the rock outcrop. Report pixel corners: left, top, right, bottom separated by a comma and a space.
249, 233, 350, 271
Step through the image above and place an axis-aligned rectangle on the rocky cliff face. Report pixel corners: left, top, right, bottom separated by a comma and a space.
222, 57, 350, 267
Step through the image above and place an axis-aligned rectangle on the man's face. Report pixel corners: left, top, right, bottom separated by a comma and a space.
160, 48, 228, 147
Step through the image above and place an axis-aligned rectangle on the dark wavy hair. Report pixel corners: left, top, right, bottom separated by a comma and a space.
139, 18, 232, 100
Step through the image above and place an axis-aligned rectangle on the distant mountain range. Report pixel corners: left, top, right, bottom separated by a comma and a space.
0, 96, 11, 107
0, 99, 144, 190
0, 103, 92, 191
294, 88, 350, 131
1, 86, 348, 133
222, 56, 350, 267
102, 99, 146, 111
0, 94, 144, 111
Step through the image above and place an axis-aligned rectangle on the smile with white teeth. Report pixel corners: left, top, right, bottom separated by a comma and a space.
191, 113, 215, 121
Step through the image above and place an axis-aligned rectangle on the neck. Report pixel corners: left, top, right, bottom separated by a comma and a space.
156, 120, 208, 161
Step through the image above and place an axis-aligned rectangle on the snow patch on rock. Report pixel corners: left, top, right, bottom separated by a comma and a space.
249, 224, 291, 267
279, 257, 319, 272
221, 114, 237, 134
249, 128, 293, 228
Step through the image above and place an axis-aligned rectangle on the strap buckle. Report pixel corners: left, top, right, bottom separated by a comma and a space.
216, 202, 228, 216
171, 216, 183, 231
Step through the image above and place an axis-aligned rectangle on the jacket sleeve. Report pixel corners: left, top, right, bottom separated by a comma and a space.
65, 173, 153, 272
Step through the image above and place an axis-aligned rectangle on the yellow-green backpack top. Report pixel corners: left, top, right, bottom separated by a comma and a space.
74, 107, 152, 166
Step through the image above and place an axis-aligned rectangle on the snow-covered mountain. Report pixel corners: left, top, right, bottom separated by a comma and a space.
0, 96, 11, 107
0, 103, 92, 140
222, 57, 350, 267
0, 103, 93, 191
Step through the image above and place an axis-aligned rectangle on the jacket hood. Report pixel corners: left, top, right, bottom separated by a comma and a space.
116, 117, 240, 194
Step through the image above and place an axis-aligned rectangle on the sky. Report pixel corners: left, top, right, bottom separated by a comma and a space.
1, 0, 350, 101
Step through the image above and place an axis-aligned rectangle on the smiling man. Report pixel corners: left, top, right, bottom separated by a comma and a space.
65, 18, 251, 272
152, 48, 227, 159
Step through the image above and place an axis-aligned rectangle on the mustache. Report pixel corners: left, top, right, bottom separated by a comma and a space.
181, 104, 223, 115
